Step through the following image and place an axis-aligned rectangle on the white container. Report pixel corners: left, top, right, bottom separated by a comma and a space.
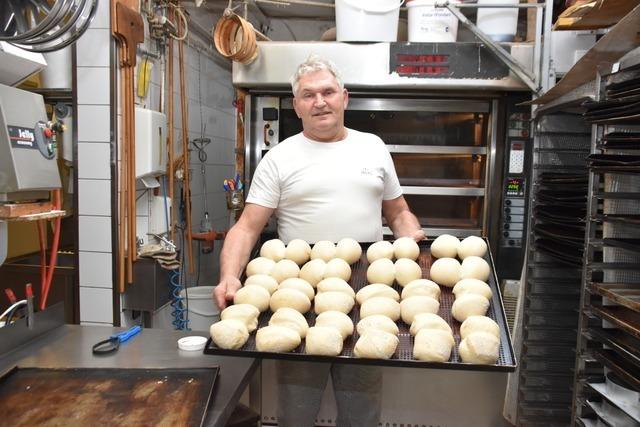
476, 0, 519, 42
180, 286, 220, 331
135, 107, 167, 179
407, 0, 459, 42
335, 0, 404, 42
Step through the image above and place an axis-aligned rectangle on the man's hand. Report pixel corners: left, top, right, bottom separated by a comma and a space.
411, 228, 426, 242
213, 275, 242, 309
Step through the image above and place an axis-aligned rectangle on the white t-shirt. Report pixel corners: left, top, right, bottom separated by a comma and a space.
246, 128, 402, 244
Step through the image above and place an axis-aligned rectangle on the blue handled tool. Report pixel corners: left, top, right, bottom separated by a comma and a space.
92, 325, 142, 355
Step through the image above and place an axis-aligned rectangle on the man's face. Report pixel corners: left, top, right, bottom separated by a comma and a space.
293, 70, 349, 141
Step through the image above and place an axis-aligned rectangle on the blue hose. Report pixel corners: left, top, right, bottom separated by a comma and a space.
169, 269, 190, 330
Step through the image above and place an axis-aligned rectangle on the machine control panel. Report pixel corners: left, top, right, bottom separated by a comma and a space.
500, 110, 531, 251
255, 97, 280, 150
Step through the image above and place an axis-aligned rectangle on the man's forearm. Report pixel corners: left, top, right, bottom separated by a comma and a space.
389, 210, 424, 240
219, 225, 260, 280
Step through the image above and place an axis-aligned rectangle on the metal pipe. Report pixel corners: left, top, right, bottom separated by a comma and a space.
254, 0, 335, 9
445, 3, 540, 94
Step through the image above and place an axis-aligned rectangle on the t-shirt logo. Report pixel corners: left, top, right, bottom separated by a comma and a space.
360, 167, 384, 180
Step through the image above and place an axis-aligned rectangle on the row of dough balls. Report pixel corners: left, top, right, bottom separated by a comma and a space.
367, 258, 423, 287
450, 278, 492, 322
431, 235, 487, 260
366, 238, 420, 262
247, 257, 352, 285
429, 256, 491, 287
235, 276, 357, 316
260, 238, 362, 265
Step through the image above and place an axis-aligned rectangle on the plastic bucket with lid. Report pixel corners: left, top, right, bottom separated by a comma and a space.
335, 0, 405, 42
476, 0, 519, 42
180, 286, 220, 331
407, 0, 459, 42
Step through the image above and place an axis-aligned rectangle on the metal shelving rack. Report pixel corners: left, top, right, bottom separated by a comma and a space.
571, 50, 640, 427
517, 109, 592, 426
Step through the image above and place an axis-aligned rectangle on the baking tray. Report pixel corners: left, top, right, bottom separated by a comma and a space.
205, 240, 516, 372
0, 367, 218, 427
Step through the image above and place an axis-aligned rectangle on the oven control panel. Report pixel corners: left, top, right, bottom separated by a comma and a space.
496, 105, 532, 280
254, 97, 279, 150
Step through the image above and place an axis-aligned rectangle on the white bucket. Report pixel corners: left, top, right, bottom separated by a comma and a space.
180, 286, 220, 331
407, 0, 459, 42
476, 0, 519, 42
335, 0, 405, 42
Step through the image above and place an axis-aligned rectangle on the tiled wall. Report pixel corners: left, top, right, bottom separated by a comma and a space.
76, 0, 114, 325
75, 3, 235, 326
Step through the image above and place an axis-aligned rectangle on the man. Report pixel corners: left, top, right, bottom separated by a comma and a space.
214, 55, 424, 427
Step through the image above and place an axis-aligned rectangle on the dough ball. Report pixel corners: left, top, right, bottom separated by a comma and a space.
452, 278, 492, 300
304, 326, 344, 356
400, 295, 440, 325
233, 285, 271, 312
314, 310, 354, 339
460, 315, 500, 340
451, 293, 490, 322
394, 258, 423, 287
457, 236, 488, 260
354, 329, 399, 359
413, 329, 455, 362
360, 296, 401, 322
366, 258, 395, 286
410, 312, 452, 336
299, 259, 326, 287
310, 240, 336, 262
316, 277, 355, 299
393, 237, 420, 260
458, 331, 500, 364
279, 278, 315, 301
244, 274, 279, 294
366, 240, 394, 263
270, 288, 311, 314
210, 319, 249, 350
284, 239, 311, 265
260, 239, 286, 262
220, 303, 260, 333
356, 314, 399, 336
246, 257, 276, 277
323, 258, 352, 282
401, 279, 441, 301
255, 325, 301, 353
269, 307, 309, 338
356, 284, 400, 305
430, 234, 460, 259
271, 259, 301, 283
335, 238, 363, 265
459, 256, 491, 282
429, 257, 461, 287
314, 291, 355, 315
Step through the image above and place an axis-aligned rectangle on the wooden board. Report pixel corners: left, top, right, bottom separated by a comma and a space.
554, 0, 640, 30
0, 202, 53, 219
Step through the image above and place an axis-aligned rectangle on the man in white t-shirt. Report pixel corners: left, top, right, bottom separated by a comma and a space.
214, 55, 424, 427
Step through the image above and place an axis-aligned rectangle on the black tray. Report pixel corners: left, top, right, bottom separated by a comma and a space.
204, 239, 517, 372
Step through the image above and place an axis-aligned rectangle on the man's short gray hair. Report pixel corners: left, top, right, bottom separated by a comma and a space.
290, 54, 344, 96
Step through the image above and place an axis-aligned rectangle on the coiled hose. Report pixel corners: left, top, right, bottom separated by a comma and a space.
169, 269, 189, 330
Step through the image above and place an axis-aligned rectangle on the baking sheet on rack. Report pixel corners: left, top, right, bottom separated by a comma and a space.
204, 240, 517, 372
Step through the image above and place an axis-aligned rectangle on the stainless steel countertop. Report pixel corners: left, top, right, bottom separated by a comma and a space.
0, 306, 258, 427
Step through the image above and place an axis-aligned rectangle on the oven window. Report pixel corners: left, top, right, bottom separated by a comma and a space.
392, 153, 486, 187
402, 195, 484, 230
345, 111, 488, 147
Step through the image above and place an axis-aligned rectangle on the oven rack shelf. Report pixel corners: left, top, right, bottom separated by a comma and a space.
517, 111, 591, 426
588, 282, 640, 312
571, 55, 640, 426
